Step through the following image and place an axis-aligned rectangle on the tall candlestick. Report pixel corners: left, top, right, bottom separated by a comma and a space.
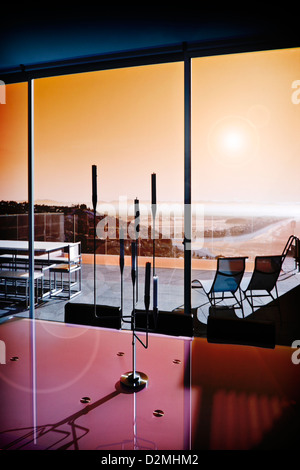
131, 241, 136, 285
119, 227, 124, 316
92, 165, 97, 315
134, 198, 139, 302
119, 228, 124, 273
92, 165, 97, 212
153, 275, 158, 327
153, 275, 158, 310
151, 173, 157, 275
151, 173, 156, 206
144, 262, 151, 312
120, 243, 149, 391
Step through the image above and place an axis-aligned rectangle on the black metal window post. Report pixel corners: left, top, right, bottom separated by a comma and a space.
28, 77, 35, 320
183, 50, 193, 451
184, 50, 192, 316
28, 76, 38, 443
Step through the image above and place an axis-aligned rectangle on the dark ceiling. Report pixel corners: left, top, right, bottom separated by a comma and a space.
0, 5, 299, 81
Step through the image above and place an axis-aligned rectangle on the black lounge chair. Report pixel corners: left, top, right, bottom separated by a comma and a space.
192, 257, 247, 317
240, 255, 283, 312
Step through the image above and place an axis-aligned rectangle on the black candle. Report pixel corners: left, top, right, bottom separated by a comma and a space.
144, 262, 151, 311
151, 173, 156, 206
92, 165, 97, 211
119, 228, 124, 274
131, 241, 136, 285
153, 275, 158, 310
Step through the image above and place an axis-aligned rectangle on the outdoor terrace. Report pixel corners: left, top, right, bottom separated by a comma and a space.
1, 254, 299, 347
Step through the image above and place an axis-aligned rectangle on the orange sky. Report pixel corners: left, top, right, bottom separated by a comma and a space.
192, 48, 300, 206
0, 82, 27, 201
34, 63, 184, 205
0, 48, 299, 212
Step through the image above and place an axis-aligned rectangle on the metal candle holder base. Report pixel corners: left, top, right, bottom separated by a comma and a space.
120, 371, 148, 390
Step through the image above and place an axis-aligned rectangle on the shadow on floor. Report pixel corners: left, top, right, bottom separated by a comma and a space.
193, 284, 300, 347
250, 284, 300, 347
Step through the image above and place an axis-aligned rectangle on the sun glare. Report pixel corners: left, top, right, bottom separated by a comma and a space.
223, 131, 244, 152
208, 115, 259, 166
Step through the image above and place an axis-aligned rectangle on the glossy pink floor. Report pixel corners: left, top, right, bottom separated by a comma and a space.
0, 317, 299, 450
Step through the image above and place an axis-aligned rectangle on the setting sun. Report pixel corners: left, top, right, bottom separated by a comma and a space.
224, 130, 243, 150
207, 115, 259, 166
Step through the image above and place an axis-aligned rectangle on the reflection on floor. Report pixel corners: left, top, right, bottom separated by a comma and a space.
0, 257, 300, 346
1, 259, 300, 450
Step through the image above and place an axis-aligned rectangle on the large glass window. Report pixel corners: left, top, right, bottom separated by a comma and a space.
34, 62, 184, 320
0, 82, 27, 204
0, 82, 28, 315
192, 48, 300, 267
2, 47, 300, 322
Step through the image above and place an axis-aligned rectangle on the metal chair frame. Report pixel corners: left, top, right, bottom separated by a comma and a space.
192, 256, 248, 317
50, 242, 82, 299
241, 255, 283, 312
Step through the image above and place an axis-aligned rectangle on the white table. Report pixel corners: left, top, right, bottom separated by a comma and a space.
0, 240, 71, 267
0, 240, 70, 255
0, 241, 73, 304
